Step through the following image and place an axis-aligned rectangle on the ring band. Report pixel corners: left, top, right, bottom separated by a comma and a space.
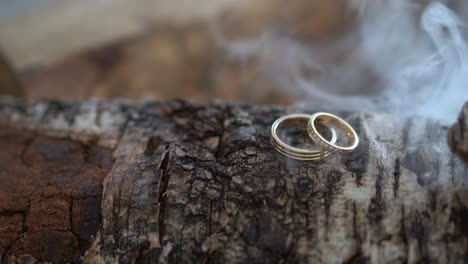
270, 138, 331, 160
307, 112, 359, 153
271, 113, 337, 160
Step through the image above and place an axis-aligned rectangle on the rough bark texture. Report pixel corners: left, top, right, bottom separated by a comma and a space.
448, 102, 468, 163
0, 97, 467, 264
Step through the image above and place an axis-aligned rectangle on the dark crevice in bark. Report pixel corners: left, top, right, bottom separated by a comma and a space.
158, 150, 171, 245
213, 111, 226, 163
450, 194, 468, 239
144, 136, 162, 156
393, 158, 401, 199
449, 154, 456, 184
429, 191, 437, 211
450, 131, 458, 157
367, 162, 385, 224
69, 198, 74, 235
410, 212, 428, 260
135, 240, 150, 264
0, 211, 24, 217
401, 119, 413, 149
342, 116, 369, 188
22, 201, 30, 234
214, 135, 225, 163
82, 144, 91, 163
352, 202, 360, 242
354, 172, 364, 188
400, 204, 409, 264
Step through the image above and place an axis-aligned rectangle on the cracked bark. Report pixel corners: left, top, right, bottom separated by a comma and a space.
449, 102, 468, 163
0, 97, 467, 263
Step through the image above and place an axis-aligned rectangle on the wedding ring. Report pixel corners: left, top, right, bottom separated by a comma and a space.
271, 113, 337, 160
270, 139, 329, 160
307, 112, 359, 153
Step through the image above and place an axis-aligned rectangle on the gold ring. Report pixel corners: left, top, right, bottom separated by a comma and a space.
307, 112, 359, 153
270, 113, 337, 160
270, 138, 330, 160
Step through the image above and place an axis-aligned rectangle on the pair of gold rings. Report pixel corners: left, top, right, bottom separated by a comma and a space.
270, 112, 359, 161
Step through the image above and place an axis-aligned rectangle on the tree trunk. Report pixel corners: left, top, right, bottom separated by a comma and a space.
0, 97, 467, 264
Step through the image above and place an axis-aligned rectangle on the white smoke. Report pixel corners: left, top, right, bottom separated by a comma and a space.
217, 0, 468, 124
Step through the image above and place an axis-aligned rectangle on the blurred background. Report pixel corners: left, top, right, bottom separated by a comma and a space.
0, 0, 467, 123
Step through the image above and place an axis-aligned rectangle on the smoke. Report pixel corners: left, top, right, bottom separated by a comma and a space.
217, 0, 468, 124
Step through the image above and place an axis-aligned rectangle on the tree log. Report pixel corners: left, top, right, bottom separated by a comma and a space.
0, 97, 467, 263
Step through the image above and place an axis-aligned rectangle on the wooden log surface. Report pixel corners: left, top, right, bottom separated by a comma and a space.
448, 102, 468, 163
0, 97, 467, 263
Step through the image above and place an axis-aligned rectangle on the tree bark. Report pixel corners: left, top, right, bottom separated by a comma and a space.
448, 102, 468, 163
0, 97, 467, 264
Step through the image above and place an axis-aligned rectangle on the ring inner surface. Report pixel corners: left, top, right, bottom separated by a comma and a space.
314, 116, 355, 148
279, 118, 333, 149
